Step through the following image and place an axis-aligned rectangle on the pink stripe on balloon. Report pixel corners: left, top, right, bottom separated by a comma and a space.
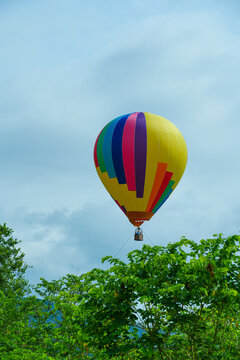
122, 112, 138, 191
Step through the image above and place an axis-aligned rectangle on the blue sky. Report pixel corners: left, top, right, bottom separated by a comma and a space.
1, 0, 240, 284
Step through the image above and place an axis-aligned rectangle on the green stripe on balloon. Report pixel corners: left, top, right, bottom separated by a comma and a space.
97, 123, 110, 173
152, 180, 175, 213
153, 188, 173, 213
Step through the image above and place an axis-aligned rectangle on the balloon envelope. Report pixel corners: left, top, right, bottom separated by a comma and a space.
94, 112, 187, 226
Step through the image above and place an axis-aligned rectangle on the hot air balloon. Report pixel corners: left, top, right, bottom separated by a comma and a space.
94, 112, 187, 240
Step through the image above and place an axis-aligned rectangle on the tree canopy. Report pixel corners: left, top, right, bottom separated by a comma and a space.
0, 224, 240, 359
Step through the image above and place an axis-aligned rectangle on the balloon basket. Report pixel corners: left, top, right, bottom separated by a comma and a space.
134, 227, 143, 241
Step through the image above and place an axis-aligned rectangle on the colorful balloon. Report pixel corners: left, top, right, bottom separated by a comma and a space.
94, 112, 187, 226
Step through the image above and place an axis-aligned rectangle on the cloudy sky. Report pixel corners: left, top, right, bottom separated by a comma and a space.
1, 0, 240, 284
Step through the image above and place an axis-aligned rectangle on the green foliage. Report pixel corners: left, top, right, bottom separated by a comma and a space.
0, 225, 240, 359
0, 224, 53, 359
0, 223, 29, 297
34, 233, 240, 359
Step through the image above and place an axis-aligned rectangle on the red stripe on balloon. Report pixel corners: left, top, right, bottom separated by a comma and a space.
146, 163, 168, 212
122, 113, 138, 191
115, 200, 126, 213
94, 132, 101, 167
149, 171, 173, 212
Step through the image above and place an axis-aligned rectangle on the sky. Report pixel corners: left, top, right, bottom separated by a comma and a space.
1, 0, 240, 285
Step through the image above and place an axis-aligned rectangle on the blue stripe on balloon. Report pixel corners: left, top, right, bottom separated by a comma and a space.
102, 117, 121, 178
112, 114, 130, 184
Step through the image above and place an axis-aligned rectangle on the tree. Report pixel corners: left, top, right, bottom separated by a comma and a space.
0, 224, 53, 359
0, 223, 29, 297
1, 225, 240, 359
35, 234, 240, 359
